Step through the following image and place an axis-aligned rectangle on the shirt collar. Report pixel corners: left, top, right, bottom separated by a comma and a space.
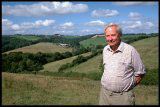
107, 41, 124, 53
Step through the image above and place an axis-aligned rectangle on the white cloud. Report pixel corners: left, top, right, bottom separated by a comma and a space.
113, 2, 156, 6
2, 2, 88, 16
120, 20, 155, 33
86, 20, 105, 26
34, 19, 55, 27
91, 9, 119, 17
2, 19, 13, 26
60, 22, 74, 30
11, 24, 20, 30
2, 19, 56, 35
144, 22, 154, 29
128, 12, 142, 20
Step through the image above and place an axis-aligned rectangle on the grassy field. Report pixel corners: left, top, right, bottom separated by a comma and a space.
63, 54, 102, 74
2, 36, 158, 105
4, 42, 73, 54
42, 36, 158, 74
2, 72, 158, 105
130, 36, 158, 69
14, 35, 42, 41
41, 52, 92, 72
79, 35, 153, 48
80, 37, 106, 48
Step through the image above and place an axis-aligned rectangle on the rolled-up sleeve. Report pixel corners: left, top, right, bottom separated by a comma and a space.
132, 48, 146, 76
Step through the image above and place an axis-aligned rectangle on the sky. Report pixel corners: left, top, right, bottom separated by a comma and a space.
2, 1, 159, 36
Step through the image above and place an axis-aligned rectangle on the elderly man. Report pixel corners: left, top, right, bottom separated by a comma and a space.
99, 23, 146, 105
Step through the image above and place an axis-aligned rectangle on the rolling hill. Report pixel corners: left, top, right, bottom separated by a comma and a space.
43, 36, 158, 74
130, 36, 158, 69
40, 52, 92, 72
80, 37, 106, 48
2, 36, 158, 105
14, 35, 43, 41
4, 42, 73, 54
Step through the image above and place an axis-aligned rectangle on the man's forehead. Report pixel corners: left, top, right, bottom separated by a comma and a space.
108, 27, 112, 31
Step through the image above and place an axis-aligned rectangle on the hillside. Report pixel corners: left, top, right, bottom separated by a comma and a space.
79, 35, 152, 48
2, 72, 158, 105
44, 36, 158, 74
2, 36, 158, 105
41, 52, 92, 72
4, 42, 73, 54
62, 54, 102, 74
80, 37, 106, 48
130, 36, 158, 69
14, 35, 42, 41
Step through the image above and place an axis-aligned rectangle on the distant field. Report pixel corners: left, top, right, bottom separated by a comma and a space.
63, 36, 81, 38
63, 54, 102, 74
80, 35, 152, 48
80, 37, 106, 48
78, 36, 158, 70
14, 36, 42, 41
41, 52, 92, 72
2, 72, 158, 105
43, 36, 158, 74
4, 42, 73, 54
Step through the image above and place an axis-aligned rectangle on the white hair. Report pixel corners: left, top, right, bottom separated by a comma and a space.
104, 23, 122, 36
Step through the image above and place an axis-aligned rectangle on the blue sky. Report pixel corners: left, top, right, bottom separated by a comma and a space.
2, 1, 159, 35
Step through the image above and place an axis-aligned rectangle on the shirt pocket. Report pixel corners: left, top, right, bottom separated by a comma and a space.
117, 61, 127, 77
117, 60, 132, 77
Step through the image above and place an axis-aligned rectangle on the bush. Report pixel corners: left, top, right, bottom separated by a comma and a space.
140, 68, 158, 85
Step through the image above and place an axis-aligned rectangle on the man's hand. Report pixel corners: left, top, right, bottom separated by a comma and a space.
134, 74, 145, 86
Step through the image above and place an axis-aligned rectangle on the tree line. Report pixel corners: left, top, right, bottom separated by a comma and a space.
2, 34, 95, 53
2, 44, 102, 73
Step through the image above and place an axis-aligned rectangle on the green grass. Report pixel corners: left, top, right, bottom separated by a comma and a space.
62, 54, 102, 74
14, 36, 42, 41
41, 36, 158, 75
80, 35, 152, 48
131, 36, 158, 69
4, 42, 73, 54
41, 52, 92, 72
2, 36, 158, 105
63, 36, 81, 38
2, 72, 158, 105
80, 37, 106, 48
73, 36, 158, 72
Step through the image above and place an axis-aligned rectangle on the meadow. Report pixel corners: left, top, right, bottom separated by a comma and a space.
4, 42, 73, 54
2, 36, 159, 105
2, 72, 158, 105
80, 36, 106, 48
130, 37, 158, 69
14, 35, 42, 41
43, 36, 158, 73
40, 52, 92, 72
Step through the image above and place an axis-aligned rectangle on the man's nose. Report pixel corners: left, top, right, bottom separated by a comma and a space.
107, 35, 112, 40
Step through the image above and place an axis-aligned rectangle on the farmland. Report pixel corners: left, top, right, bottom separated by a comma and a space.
42, 36, 158, 74
80, 37, 106, 48
14, 35, 43, 41
130, 36, 158, 69
2, 72, 158, 105
2, 34, 159, 105
41, 52, 92, 72
4, 42, 73, 54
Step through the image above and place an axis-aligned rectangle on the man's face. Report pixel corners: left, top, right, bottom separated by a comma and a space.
105, 26, 121, 47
